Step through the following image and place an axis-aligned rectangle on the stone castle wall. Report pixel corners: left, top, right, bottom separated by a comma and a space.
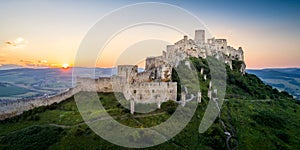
0, 87, 81, 120
0, 67, 178, 120
123, 82, 177, 104
77, 77, 113, 92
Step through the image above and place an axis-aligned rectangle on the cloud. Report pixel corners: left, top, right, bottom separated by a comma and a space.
0, 64, 23, 70
20, 59, 34, 64
5, 41, 14, 45
20, 59, 50, 68
4, 37, 28, 49
20, 59, 35, 67
37, 60, 48, 64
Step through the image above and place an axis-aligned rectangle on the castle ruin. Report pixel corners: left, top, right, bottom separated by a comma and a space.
0, 29, 245, 119
66, 29, 245, 114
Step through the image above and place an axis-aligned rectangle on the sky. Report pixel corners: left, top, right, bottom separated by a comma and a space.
0, 0, 299, 69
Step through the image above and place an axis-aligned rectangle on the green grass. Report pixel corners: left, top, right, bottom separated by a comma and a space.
1, 92, 299, 149
0, 125, 65, 150
0, 92, 179, 149
0, 99, 82, 136
224, 99, 300, 149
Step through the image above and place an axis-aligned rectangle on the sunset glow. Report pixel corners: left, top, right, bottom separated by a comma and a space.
61, 64, 70, 69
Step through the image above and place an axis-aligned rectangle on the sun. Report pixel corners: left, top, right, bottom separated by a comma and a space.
62, 63, 70, 69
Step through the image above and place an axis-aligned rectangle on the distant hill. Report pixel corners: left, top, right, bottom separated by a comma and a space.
247, 68, 300, 100
0, 64, 23, 70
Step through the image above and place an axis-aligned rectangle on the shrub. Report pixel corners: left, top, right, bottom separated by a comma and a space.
251, 110, 285, 128
0, 126, 65, 149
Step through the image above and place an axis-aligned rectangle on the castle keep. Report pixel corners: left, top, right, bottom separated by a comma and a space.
150, 29, 245, 73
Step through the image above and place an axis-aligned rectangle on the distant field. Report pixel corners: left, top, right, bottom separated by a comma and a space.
264, 79, 299, 91
0, 86, 31, 97
0, 68, 73, 99
247, 68, 300, 100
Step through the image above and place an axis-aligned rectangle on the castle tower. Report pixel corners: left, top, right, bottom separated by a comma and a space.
117, 65, 138, 84
194, 30, 205, 44
184, 35, 188, 41
238, 47, 244, 61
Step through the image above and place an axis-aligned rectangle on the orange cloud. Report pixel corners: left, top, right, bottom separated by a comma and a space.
4, 37, 28, 49
19, 59, 60, 68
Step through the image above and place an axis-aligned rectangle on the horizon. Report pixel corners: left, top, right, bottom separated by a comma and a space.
0, 64, 299, 71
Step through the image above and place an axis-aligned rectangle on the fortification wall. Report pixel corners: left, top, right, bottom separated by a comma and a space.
77, 77, 114, 92
0, 75, 178, 120
95, 77, 113, 92
123, 82, 177, 104
137, 71, 151, 82
145, 56, 165, 71
0, 77, 115, 120
0, 87, 80, 120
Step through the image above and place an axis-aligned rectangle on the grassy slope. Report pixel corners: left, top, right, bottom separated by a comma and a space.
0, 57, 299, 149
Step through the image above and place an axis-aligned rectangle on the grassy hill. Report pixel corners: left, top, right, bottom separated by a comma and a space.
0, 58, 299, 149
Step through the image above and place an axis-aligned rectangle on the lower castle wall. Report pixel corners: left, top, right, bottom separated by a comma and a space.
0, 77, 177, 120
123, 82, 177, 104
0, 87, 81, 120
